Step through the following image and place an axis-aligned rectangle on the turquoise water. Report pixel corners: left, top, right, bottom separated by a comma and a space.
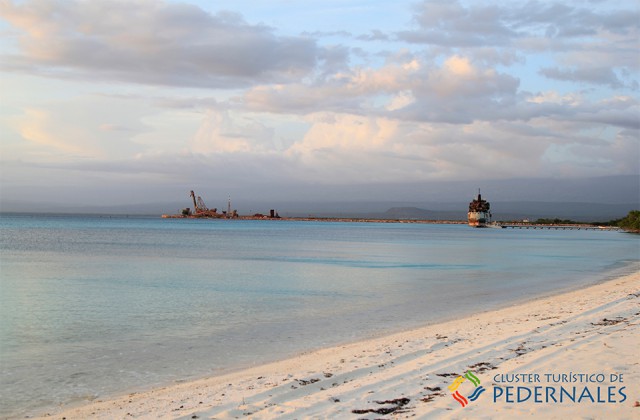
0, 214, 638, 417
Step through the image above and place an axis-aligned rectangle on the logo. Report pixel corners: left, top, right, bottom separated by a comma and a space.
448, 370, 486, 407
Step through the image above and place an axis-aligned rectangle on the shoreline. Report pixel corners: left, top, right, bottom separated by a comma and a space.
31, 270, 639, 419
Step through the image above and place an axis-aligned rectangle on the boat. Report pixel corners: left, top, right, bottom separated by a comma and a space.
468, 190, 491, 227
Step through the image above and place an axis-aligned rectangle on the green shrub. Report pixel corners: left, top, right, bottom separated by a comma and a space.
618, 210, 640, 232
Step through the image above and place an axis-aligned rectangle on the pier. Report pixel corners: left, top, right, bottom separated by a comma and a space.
494, 223, 620, 231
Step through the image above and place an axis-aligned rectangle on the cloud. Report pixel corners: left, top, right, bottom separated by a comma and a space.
399, 0, 516, 47
539, 66, 624, 88
99, 123, 133, 132
573, 97, 640, 131
402, 0, 638, 47
242, 53, 521, 122
357, 29, 390, 41
8, 95, 151, 159
386, 91, 416, 111
191, 109, 275, 154
291, 113, 398, 153
247, 38, 640, 134
11, 108, 98, 156
1, 0, 638, 208
0, 0, 319, 88
399, 0, 638, 88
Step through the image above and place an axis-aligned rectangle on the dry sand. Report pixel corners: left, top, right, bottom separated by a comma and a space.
34, 271, 639, 419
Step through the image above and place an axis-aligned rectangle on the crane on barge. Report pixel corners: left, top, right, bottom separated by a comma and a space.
188, 190, 221, 217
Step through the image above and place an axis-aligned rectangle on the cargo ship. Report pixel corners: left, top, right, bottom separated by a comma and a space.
468, 190, 491, 227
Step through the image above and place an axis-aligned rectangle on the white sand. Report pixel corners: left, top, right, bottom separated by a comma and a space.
34, 271, 639, 419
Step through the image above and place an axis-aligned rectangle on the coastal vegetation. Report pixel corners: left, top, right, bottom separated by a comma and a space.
499, 211, 640, 232
533, 218, 589, 225
616, 210, 640, 233
528, 211, 639, 233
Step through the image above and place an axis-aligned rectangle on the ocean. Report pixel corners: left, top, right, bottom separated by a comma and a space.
0, 214, 638, 418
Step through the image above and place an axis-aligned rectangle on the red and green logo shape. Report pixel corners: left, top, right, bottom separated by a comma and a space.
448, 370, 485, 407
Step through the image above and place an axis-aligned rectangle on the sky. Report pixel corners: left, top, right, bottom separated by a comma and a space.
0, 0, 638, 210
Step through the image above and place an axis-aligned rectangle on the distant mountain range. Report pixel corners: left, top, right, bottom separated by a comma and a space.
1, 175, 637, 222
1, 200, 636, 222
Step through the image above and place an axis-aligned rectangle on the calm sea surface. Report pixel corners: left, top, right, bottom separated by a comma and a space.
0, 214, 638, 417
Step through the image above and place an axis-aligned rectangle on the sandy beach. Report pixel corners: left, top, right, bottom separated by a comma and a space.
33, 270, 639, 419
